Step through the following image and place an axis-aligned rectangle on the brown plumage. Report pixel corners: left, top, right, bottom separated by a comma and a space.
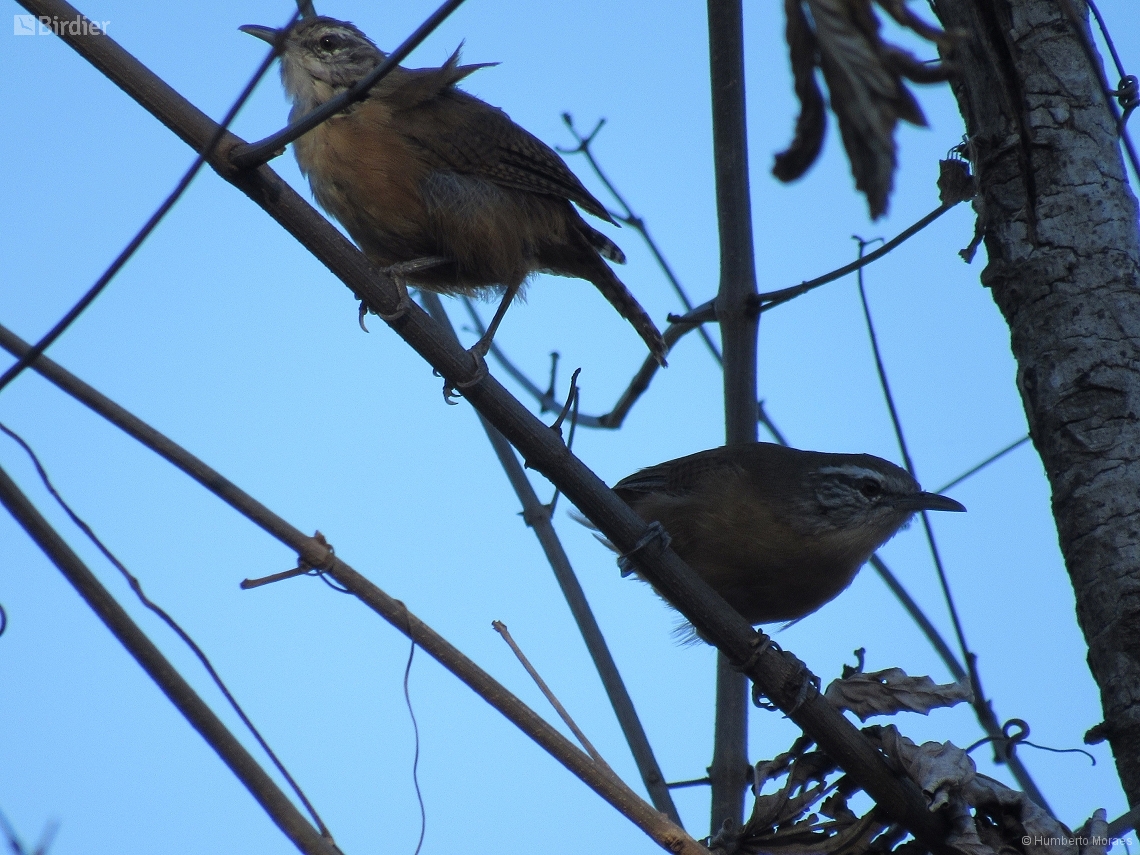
610, 443, 965, 625
241, 17, 666, 365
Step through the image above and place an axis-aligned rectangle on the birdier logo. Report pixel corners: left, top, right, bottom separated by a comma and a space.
14, 14, 109, 36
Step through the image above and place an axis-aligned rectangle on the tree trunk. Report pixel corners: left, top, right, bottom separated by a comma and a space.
931, 0, 1140, 805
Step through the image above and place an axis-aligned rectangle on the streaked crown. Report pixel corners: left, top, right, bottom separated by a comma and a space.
244, 17, 384, 114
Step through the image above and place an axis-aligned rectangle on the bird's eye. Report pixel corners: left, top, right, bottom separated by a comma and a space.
859, 478, 882, 499
318, 34, 342, 51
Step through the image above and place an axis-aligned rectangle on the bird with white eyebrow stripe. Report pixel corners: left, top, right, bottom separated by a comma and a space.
600, 442, 965, 626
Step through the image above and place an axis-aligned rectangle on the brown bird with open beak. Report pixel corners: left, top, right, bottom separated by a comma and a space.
241, 16, 667, 367
609, 443, 966, 625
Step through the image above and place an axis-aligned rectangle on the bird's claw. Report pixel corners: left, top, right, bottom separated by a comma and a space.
373, 279, 414, 322
617, 521, 671, 577
441, 346, 489, 402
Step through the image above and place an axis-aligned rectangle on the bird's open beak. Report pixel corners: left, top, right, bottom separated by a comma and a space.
894, 492, 967, 513
239, 24, 280, 46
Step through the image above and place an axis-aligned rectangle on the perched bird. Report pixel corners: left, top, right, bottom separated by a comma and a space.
608, 443, 965, 625
241, 17, 667, 366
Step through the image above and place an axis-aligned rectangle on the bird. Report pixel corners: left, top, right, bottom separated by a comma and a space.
606, 442, 966, 626
240, 16, 667, 367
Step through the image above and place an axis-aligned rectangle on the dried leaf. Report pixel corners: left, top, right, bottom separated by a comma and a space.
774, 0, 827, 182
820, 790, 858, 823
869, 725, 1087, 855
824, 667, 973, 721
964, 773, 1076, 855
748, 755, 835, 830
741, 812, 884, 855
775, 0, 952, 218
748, 779, 830, 834
875, 725, 976, 810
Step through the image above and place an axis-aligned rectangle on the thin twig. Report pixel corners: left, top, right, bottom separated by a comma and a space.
466, 296, 703, 429
419, 295, 682, 823
549, 368, 582, 436
867, 555, 966, 681
559, 113, 723, 364
667, 777, 711, 790
466, 204, 955, 434
321, 565, 701, 854
935, 436, 1031, 494
493, 621, 612, 770
749, 203, 955, 315
402, 639, 426, 855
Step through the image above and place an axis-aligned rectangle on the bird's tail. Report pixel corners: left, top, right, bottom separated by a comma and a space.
585, 258, 668, 367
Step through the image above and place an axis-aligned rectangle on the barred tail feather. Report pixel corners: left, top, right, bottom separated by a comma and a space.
584, 225, 627, 264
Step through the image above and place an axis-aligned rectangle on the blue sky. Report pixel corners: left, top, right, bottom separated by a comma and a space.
2, 1, 1138, 852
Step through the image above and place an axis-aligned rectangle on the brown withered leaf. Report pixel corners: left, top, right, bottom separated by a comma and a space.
869, 725, 1088, 855
774, 0, 953, 219
824, 666, 973, 721
773, 0, 827, 183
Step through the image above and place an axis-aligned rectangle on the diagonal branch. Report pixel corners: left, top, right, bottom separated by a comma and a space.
750, 202, 955, 313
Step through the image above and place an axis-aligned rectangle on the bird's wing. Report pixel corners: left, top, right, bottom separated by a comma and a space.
390, 49, 616, 223
612, 450, 745, 500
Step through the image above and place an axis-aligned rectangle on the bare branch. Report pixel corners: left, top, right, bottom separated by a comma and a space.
493, 621, 611, 769
750, 202, 955, 314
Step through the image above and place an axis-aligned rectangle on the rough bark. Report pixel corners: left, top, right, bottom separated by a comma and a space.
931, 0, 1140, 805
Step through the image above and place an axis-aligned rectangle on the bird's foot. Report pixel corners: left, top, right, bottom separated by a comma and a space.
372, 278, 413, 323
440, 345, 489, 403
617, 521, 672, 577
371, 257, 448, 324
738, 633, 777, 674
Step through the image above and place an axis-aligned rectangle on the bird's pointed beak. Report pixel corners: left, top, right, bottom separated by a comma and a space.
895, 492, 967, 513
239, 24, 280, 46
